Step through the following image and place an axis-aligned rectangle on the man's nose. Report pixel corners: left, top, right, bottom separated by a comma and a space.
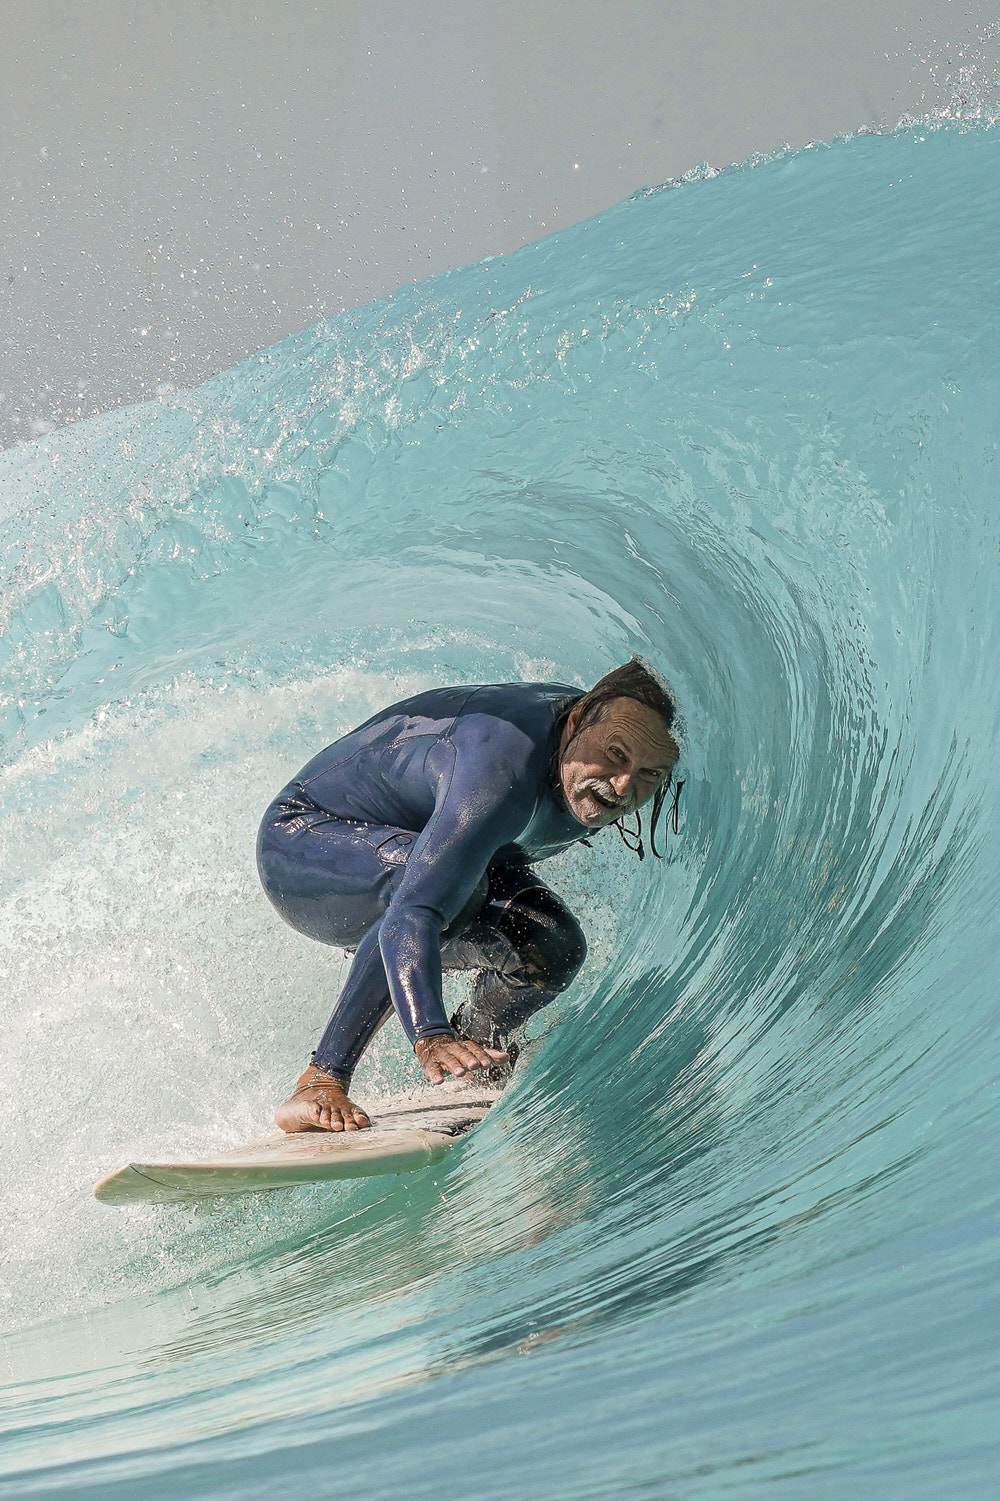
610, 771, 632, 797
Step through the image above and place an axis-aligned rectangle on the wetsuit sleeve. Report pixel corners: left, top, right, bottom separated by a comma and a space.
378, 723, 538, 1044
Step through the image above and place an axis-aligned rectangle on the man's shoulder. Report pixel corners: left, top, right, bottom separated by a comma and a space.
374, 680, 579, 730
445, 684, 577, 794
451, 682, 579, 742
457, 680, 580, 720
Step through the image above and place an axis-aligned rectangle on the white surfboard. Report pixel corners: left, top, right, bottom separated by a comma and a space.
94, 1084, 503, 1206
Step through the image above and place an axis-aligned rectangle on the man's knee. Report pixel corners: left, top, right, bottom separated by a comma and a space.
545, 901, 588, 990
498, 886, 587, 992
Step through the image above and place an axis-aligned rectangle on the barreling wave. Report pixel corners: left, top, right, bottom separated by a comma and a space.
1, 120, 998, 1499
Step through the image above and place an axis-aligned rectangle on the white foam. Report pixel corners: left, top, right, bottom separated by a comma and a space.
0, 667, 435, 1328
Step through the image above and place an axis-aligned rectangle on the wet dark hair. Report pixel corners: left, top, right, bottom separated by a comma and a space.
555, 657, 683, 861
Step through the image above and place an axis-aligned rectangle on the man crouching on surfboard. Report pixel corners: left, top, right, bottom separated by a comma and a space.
257, 658, 681, 1132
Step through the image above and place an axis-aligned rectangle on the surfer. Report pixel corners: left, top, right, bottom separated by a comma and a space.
257, 658, 680, 1132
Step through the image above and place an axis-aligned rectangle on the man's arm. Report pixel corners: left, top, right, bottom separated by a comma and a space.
378, 727, 536, 1046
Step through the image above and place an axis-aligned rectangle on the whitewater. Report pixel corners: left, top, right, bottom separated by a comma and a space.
1, 120, 998, 1498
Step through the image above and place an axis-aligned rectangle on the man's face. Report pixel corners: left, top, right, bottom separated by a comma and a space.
558, 696, 678, 830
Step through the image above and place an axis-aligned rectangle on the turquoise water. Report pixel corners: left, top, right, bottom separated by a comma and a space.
1, 121, 998, 1498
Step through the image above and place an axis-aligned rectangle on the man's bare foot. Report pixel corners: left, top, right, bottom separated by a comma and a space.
414, 1034, 509, 1086
275, 1065, 372, 1133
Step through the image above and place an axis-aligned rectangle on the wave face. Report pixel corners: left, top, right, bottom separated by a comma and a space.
1, 122, 999, 1499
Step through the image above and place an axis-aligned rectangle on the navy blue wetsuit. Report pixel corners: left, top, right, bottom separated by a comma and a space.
257, 682, 590, 1082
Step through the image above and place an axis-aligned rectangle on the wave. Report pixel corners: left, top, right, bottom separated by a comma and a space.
1, 121, 998, 1498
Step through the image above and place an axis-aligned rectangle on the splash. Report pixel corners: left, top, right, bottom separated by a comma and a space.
904, 20, 1000, 125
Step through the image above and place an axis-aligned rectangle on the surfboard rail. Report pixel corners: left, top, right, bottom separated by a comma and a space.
93, 1088, 502, 1206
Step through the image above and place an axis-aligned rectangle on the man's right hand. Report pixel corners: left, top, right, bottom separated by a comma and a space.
414, 1033, 508, 1085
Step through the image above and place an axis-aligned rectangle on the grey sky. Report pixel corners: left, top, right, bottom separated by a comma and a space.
2, 0, 996, 449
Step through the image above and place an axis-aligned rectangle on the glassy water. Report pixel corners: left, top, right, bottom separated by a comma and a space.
1, 120, 998, 1498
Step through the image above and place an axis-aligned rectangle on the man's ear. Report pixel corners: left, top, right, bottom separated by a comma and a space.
563, 703, 583, 741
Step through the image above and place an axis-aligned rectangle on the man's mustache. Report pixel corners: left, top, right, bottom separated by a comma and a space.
581, 778, 637, 813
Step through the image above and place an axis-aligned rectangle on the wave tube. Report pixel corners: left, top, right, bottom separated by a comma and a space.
1, 122, 999, 1499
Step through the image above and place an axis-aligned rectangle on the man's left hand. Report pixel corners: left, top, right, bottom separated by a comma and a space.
415, 1034, 508, 1084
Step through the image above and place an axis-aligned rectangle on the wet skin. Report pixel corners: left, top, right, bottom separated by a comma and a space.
276, 695, 678, 1132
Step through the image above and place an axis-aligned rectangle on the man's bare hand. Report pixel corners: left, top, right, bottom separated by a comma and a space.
414, 1033, 508, 1085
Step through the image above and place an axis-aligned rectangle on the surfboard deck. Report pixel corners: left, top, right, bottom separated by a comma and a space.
94, 1084, 503, 1206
